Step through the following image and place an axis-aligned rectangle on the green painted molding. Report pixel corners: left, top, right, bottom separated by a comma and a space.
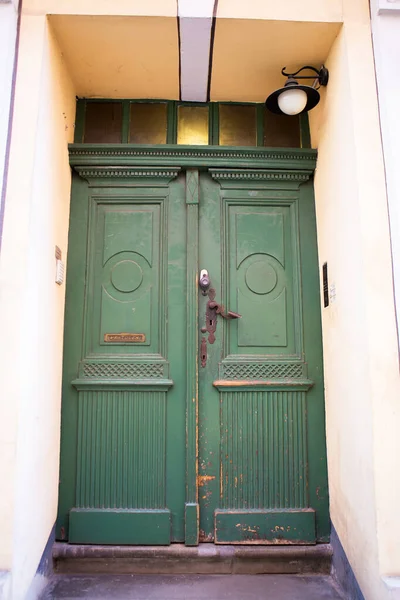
213, 379, 314, 391
209, 168, 313, 185
69, 144, 317, 171
74, 165, 181, 186
71, 379, 174, 391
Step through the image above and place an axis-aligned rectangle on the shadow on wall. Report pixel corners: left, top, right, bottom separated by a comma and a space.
331, 524, 365, 600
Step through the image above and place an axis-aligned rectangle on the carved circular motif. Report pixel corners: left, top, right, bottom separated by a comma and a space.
111, 260, 143, 293
245, 261, 277, 295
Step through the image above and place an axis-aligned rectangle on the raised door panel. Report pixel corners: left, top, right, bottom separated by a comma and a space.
227, 204, 298, 357
86, 200, 165, 361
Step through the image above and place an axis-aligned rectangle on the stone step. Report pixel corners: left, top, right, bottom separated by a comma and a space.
53, 543, 332, 576
41, 574, 344, 600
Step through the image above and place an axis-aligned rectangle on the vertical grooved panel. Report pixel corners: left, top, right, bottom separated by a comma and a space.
76, 390, 166, 509
220, 391, 307, 509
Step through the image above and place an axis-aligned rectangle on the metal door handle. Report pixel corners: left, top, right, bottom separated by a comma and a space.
207, 301, 241, 320
201, 289, 241, 366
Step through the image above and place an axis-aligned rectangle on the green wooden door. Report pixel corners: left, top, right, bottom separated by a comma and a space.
197, 169, 329, 545
57, 167, 187, 544
57, 161, 328, 546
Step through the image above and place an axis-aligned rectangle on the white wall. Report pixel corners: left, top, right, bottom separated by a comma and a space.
0, 4, 20, 597
0, 15, 76, 600
309, 2, 400, 597
368, 3, 400, 595
369, 0, 400, 349
0, 0, 18, 221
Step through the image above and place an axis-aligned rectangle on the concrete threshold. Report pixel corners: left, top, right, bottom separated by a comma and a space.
53, 543, 332, 576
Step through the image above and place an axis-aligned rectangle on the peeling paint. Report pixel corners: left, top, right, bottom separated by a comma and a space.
197, 474, 215, 487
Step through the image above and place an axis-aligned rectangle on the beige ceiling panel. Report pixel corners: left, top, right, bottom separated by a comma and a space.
49, 15, 179, 99
216, 0, 342, 23
210, 19, 342, 103
25, 0, 177, 17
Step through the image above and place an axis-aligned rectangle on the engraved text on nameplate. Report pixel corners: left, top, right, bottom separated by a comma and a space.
104, 333, 146, 343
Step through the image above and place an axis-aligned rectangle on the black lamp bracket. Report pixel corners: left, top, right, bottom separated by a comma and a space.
281, 65, 329, 88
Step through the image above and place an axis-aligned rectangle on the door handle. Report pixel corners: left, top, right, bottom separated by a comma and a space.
201, 289, 241, 366
204, 293, 241, 346
207, 301, 241, 320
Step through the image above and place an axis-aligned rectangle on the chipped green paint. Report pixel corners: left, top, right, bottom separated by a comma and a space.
215, 510, 316, 544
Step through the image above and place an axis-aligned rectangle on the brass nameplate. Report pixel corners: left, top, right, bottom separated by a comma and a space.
104, 333, 146, 343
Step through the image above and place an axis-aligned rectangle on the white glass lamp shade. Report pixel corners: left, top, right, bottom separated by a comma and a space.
277, 88, 308, 116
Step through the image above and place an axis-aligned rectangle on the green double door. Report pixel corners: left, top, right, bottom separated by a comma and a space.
57, 164, 329, 546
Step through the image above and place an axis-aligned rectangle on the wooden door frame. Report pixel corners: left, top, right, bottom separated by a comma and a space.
67, 144, 319, 546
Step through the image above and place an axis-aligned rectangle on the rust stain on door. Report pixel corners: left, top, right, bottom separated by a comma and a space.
197, 475, 215, 487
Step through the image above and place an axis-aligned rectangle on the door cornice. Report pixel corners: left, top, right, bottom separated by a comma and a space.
209, 167, 313, 187
73, 166, 181, 186
69, 144, 317, 172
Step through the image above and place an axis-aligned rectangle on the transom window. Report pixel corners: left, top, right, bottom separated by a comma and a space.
75, 99, 310, 148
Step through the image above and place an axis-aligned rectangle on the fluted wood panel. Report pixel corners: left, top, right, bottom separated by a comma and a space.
220, 391, 307, 509
76, 390, 166, 509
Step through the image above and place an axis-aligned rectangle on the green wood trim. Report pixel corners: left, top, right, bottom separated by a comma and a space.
69, 509, 171, 545
298, 179, 329, 542
300, 113, 312, 149
167, 101, 177, 144
210, 102, 219, 145
213, 379, 314, 391
256, 104, 264, 147
73, 166, 181, 186
219, 359, 308, 380
121, 100, 130, 143
74, 100, 86, 143
69, 145, 317, 171
185, 503, 199, 547
207, 103, 214, 145
56, 173, 88, 540
214, 509, 316, 544
71, 379, 174, 391
185, 169, 199, 546
209, 168, 313, 186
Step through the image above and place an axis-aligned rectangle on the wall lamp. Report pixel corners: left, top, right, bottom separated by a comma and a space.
266, 65, 329, 116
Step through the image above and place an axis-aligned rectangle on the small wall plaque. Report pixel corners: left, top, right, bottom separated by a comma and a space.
104, 333, 146, 343
55, 246, 64, 285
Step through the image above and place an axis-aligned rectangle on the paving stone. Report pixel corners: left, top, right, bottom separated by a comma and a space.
41, 574, 344, 599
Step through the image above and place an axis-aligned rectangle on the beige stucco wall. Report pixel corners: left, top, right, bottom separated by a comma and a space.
48, 15, 180, 100
210, 19, 341, 103
216, 0, 343, 22
24, 0, 177, 17
23, 0, 342, 20
0, 14, 75, 600
309, 1, 400, 597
